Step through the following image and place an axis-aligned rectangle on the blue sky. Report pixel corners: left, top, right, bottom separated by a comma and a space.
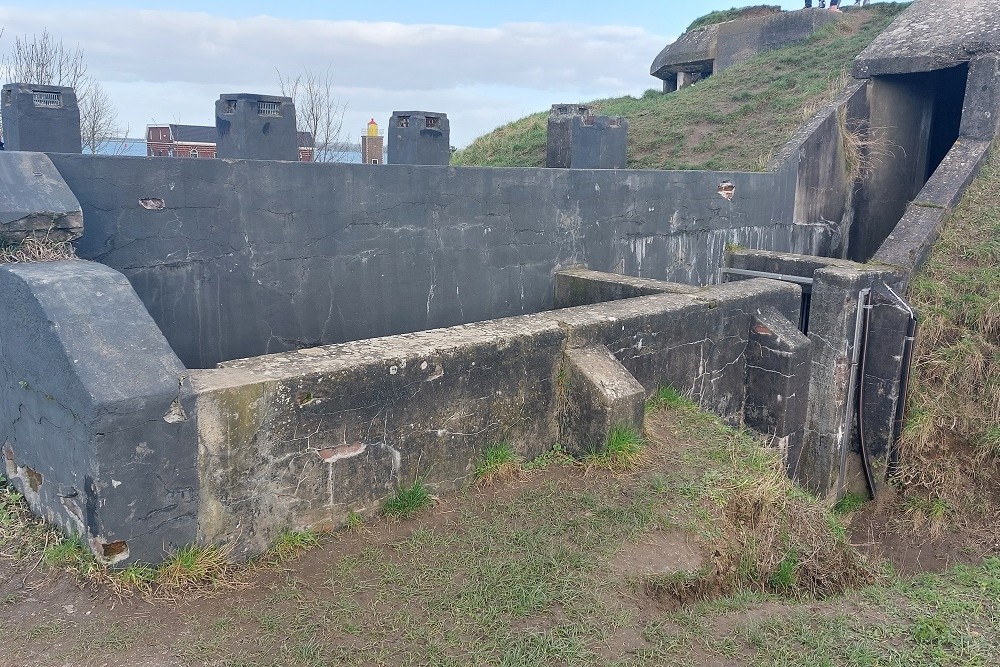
0, 1, 833, 147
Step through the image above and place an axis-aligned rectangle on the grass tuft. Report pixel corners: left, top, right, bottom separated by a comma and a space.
382, 480, 433, 519
0, 235, 77, 264
266, 529, 321, 564
155, 544, 235, 590
584, 425, 645, 471
475, 441, 521, 485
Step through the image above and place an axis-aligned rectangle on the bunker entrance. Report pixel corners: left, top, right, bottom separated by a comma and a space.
850, 63, 969, 262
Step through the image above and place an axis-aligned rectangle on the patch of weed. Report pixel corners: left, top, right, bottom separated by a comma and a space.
833, 491, 867, 515
267, 529, 321, 563
382, 480, 432, 519
475, 441, 521, 484
584, 425, 645, 471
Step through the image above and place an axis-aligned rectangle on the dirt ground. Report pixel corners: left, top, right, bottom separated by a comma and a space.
1, 411, 997, 667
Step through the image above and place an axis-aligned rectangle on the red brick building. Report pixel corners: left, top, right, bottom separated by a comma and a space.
146, 124, 315, 161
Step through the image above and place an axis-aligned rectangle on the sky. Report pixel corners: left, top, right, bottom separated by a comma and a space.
0, 1, 820, 148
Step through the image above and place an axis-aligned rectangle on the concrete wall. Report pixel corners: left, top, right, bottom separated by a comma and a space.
189, 277, 801, 556
48, 154, 828, 369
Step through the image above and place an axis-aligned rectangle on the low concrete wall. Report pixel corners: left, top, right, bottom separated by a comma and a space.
0, 257, 803, 562
49, 154, 826, 369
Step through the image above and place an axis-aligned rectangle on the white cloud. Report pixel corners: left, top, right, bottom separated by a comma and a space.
0, 6, 672, 146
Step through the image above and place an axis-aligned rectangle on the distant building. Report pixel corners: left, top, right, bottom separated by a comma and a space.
360, 119, 384, 164
145, 124, 315, 161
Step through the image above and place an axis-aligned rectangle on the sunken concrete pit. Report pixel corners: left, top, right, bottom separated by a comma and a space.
3, 0, 1000, 565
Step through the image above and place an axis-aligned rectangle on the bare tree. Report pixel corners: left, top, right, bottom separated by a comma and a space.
277, 68, 350, 162
1, 29, 125, 153
1, 29, 88, 90
78, 79, 129, 154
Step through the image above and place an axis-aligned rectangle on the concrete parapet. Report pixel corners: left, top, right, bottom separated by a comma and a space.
960, 55, 1000, 141
559, 346, 645, 456
0, 151, 83, 243
546, 104, 628, 169
387, 111, 450, 166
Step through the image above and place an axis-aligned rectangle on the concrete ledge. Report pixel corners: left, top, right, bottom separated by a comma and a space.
553, 267, 701, 309
873, 138, 992, 281
853, 0, 999, 78
0, 151, 83, 244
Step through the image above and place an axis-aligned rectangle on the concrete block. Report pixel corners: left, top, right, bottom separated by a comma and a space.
558, 345, 645, 456
1, 83, 81, 153
743, 307, 811, 475
799, 265, 901, 500
0, 151, 83, 243
216, 93, 298, 161
387, 111, 450, 166
0, 260, 193, 565
853, 0, 999, 78
546, 105, 627, 169
856, 284, 914, 497
198, 316, 566, 555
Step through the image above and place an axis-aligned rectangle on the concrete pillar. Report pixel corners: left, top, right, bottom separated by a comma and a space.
1, 83, 82, 153
215, 93, 298, 161
546, 104, 628, 169
386, 111, 450, 165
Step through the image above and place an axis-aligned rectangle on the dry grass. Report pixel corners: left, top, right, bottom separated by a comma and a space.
0, 234, 77, 264
897, 146, 1000, 531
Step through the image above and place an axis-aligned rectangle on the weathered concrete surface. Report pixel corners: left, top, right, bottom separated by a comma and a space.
726, 248, 864, 281
215, 93, 298, 162
546, 105, 628, 170
959, 55, 1000, 141
744, 307, 811, 473
553, 267, 701, 309
49, 154, 824, 368
651, 9, 837, 83
798, 266, 902, 500
185, 278, 800, 555
1, 84, 82, 154
856, 284, 914, 498
850, 72, 937, 261
0, 260, 195, 564
192, 315, 565, 554
853, 0, 1000, 78
0, 151, 83, 243
387, 111, 450, 166
559, 346, 645, 456
873, 138, 992, 282
770, 81, 869, 257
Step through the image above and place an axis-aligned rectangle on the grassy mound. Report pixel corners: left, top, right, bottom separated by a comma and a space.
685, 5, 782, 34
452, 4, 908, 171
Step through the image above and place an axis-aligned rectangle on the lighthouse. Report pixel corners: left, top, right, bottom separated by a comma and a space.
360, 118, 384, 164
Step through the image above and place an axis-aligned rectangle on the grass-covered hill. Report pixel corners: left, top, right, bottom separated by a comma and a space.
452, 4, 908, 171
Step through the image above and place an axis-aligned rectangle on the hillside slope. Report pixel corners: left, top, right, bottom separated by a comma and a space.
452, 4, 907, 171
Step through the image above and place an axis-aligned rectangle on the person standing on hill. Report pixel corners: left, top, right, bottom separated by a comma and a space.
829, 0, 841, 10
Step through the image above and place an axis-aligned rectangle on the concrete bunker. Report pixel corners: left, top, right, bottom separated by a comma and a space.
2, 1, 998, 567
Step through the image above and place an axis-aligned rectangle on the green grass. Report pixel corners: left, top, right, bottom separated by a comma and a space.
685, 5, 781, 33
452, 4, 908, 172
267, 529, 322, 564
382, 479, 433, 519
584, 424, 645, 471
474, 441, 520, 482
899, 146, 1000, 526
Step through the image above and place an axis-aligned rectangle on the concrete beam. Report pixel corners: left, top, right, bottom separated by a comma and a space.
0, 151, 83, 244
